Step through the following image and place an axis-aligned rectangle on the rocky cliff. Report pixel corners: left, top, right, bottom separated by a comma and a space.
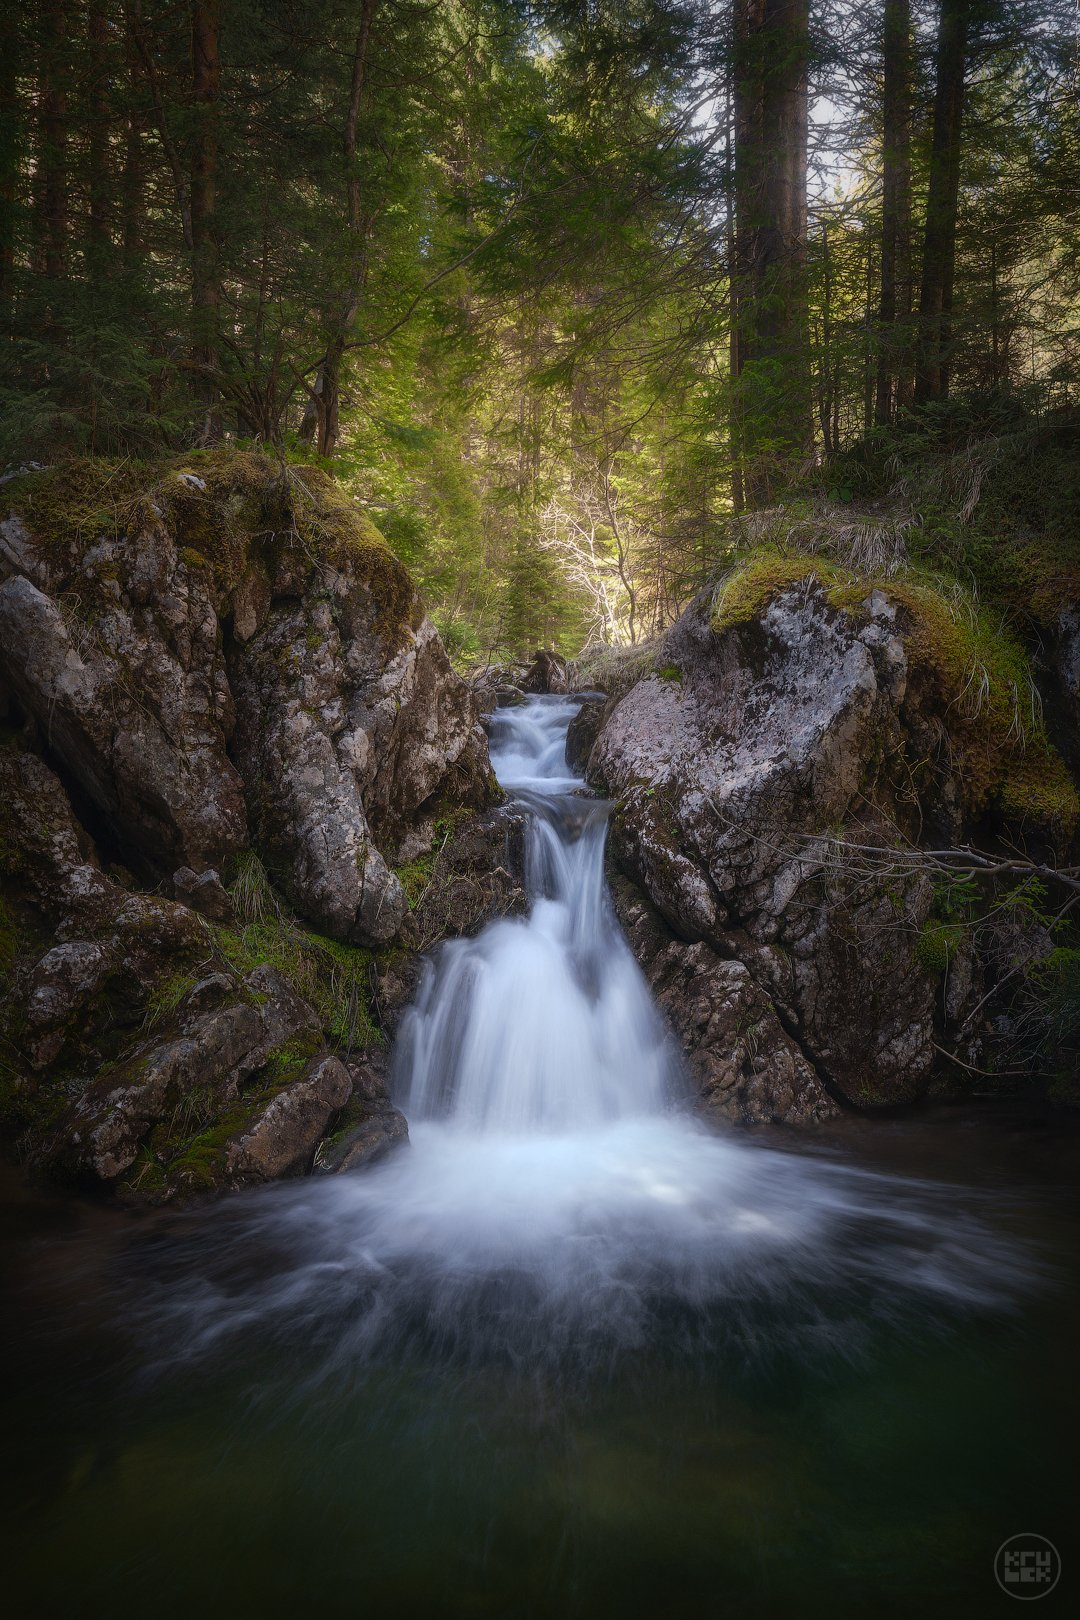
0, 453, 525, 1202
579, 552, 1079, 1123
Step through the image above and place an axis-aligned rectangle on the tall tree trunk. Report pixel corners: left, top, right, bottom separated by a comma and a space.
915, 0, 970, 405
87, 0, 111, 257
122, 3, 147, 270
863, 232, 876, 433
39, 0, 69, 288
301, 0, 378, 457
819, 218, 834, 452
0, 7, 20, 325
875, 0, 913, 423
723, 63, 744, 511
732, 0, 812, 504
190, 0, 221, 441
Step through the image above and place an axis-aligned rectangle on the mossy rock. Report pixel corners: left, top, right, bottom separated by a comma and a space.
708, 547, 1079, 845
4, 450, 420, 654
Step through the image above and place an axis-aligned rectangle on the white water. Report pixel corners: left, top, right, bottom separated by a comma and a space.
131, 694, 1036, 1378
393, 697, 678, 1130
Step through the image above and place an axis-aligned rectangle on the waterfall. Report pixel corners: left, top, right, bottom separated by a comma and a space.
126, 693, 1034, 1379
393, 696, 679, 1131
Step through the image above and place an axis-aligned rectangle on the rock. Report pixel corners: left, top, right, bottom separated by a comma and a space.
590, 582, 945, 1107
0, 746, 210, 1072
1047, 603, 1080, 773
613, 879, 837, 1125
565, 695, 607, 774
224, 541, 489, 949
0, 571, 247, 873
172, 866, 234, 923
315, 1057, 409, 1174
0, 458, 518, 1201
319, 1106, 408, 1172
521, 648, 569, 693
0, 455, 494, 945
48, 965, 320, 1183
376, 806, 529, 1025
228, 1054, 352, 1181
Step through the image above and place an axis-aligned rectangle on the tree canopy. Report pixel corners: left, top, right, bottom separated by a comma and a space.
2, 0, 1078, 657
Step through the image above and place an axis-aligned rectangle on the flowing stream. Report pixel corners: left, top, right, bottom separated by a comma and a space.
1, 694, 1077, 1617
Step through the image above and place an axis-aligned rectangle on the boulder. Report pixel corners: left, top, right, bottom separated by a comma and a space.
46, 964, 320, 1183
565, 695, 607, 775
521, 648, 569, 693
315, 1055, 409, 1174
613, 879, 837, 1125
0, 456, 511, 1202
227, 1053, 353, 1182
589, 577, 1045, 1110
172, 866, 234, 923
0, 455, 493, 945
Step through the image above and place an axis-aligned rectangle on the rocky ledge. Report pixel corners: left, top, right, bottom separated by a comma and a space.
580, 554, 1079, 1122
0, 453, 525, 1203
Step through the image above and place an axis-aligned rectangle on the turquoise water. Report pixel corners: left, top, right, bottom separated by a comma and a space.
1, 1105, 1076, 1620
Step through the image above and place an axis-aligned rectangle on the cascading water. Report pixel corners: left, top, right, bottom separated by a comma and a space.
393, 696, 679, 1132
125, 695, 1035, 1379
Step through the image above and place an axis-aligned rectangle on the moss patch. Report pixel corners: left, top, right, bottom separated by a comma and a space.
915, 920, 966, 976
218, 853, 380, 1050
4, 450, 419, 651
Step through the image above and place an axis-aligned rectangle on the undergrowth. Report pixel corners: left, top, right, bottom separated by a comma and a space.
216, 852, 380, 1052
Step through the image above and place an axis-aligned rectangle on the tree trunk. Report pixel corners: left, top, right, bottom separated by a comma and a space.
915, 0, 970, 405
863, 232, 876, 434
0, 7, 19, 324
122, 3, 147, 269
87, 0, 111, 257
732, 0, 812, 503
300, 0, 378, 457
875, 0, 913, 423
724, 62, 744, 511
190, 0, 221, 441
38, 0, 69, 288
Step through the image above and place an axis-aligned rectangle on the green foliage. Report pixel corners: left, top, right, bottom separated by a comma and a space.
219, 854, 379, 1052
915, 920, 966, 977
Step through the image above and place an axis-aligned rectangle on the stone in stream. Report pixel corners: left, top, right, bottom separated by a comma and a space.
520, 647, 569, 693
564, 693, 607, 775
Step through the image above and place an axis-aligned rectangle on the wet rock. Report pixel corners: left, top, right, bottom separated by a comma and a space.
315, 1057, 409, 1174
48, 966, 320, 1183
172, 866, 234, 923
521, 648, 569, 694
376, 806, 529, 1026
591, 583, 941, 1107
320, 1107, 409, 1172
565, 695, 607, 774
228, 1054, 352, 1181
613, 880, 837, 1125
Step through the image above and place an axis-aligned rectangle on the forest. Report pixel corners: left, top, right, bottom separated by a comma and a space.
2, 5, 1080, 1614
3, 0, 1077, 659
